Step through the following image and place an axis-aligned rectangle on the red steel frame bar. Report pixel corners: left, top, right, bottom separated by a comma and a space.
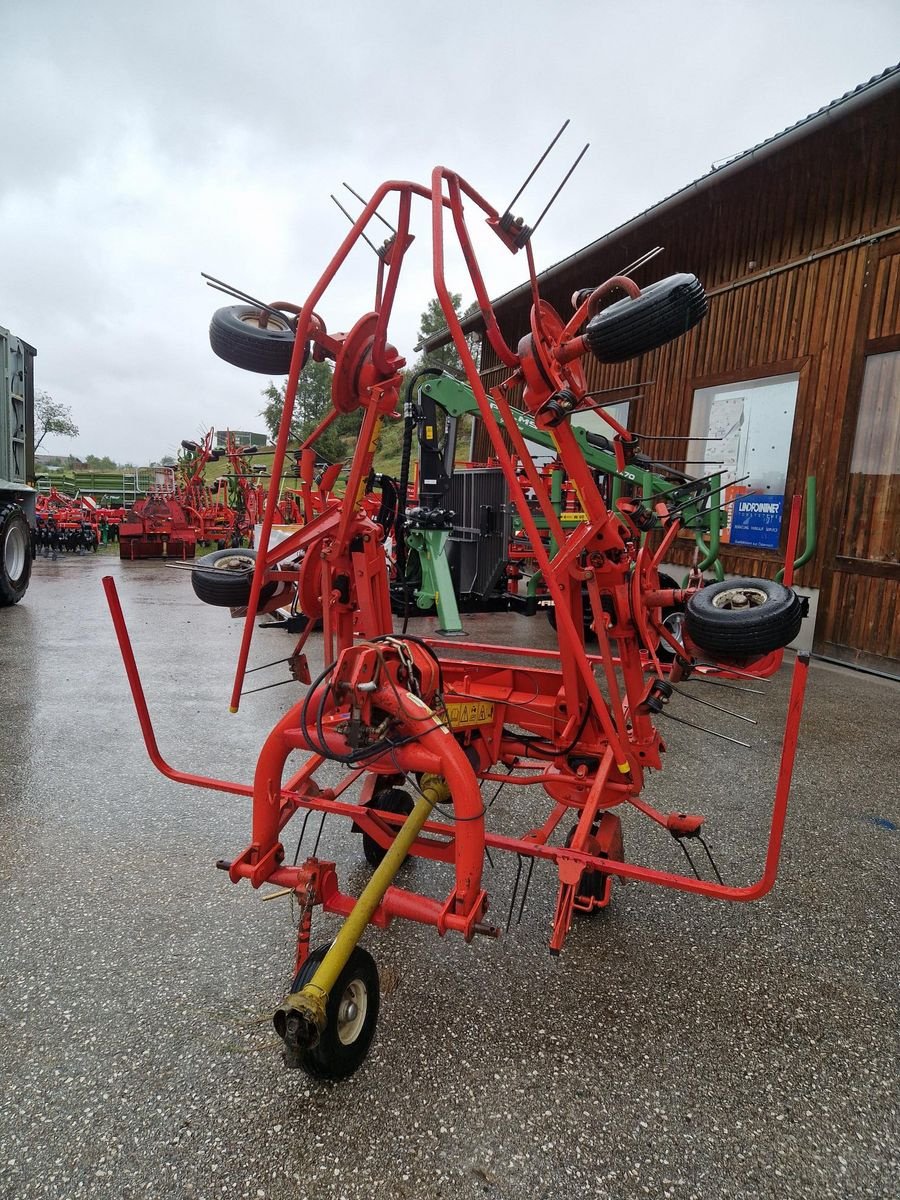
105, 574, 810, 906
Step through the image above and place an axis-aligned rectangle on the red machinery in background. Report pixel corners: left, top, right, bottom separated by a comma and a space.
106, 161, 810, 1081
118, 465, 197, 560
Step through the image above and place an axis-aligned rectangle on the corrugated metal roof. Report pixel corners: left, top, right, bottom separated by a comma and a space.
422, 62, 900, 347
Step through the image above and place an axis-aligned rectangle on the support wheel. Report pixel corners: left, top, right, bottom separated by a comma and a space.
584, 273, 708, 363
362, 788, 414, 867
564, 826, 610, 909
685, 577, 803, 657
190, 547, 279, 608
289, 943, 380, 1080
209, 304, 307, 375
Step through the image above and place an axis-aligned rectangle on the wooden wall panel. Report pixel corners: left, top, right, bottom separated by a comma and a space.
819, 575, 900, 664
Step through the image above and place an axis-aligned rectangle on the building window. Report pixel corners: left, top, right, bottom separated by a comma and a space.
839, 351, 900, 563
688, 373, 799, 548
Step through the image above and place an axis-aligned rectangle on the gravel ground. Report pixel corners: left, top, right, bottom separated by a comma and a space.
0, 553, 897, 1200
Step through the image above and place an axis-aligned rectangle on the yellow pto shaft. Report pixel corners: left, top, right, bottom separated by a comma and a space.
276, 774, 449, 1044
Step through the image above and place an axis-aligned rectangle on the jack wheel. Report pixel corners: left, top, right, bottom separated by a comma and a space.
362, 787, 414, 867
290, 943, 380, 1080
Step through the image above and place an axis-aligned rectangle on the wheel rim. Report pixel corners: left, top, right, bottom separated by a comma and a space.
711, 586, 768, 611
239, 311, 291, 333
4, 522, 27, 582
663, 610, 685, 645
212, 554, 254, 572
336, 979, 368, 1045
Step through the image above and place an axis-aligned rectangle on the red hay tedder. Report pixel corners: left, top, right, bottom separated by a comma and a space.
105, 162, 810, 1080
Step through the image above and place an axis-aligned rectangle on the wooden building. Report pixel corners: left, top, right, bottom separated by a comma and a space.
458, 66, 899, 674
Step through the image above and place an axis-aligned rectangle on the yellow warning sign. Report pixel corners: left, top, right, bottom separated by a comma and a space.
442, 700, 495, 729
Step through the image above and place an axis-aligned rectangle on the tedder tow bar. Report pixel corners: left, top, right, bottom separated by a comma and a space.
105, 160, 811, 1080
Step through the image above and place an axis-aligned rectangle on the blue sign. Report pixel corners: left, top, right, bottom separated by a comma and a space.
730, 493, 784, 549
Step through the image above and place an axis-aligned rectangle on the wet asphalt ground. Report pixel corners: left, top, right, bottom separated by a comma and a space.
0, 552, 898, 1200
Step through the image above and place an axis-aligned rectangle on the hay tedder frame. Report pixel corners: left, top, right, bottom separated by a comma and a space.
105, 163, 810, 1080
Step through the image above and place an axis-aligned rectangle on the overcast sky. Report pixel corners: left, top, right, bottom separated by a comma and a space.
3, 0, 898, 464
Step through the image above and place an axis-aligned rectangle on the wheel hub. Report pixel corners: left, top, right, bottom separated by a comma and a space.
337, 980, 367, 1045
711, 586, 768, 611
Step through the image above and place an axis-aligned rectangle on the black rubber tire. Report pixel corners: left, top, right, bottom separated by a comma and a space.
584, 273, 708, 364
190, 547, 277, 608
545, 588, 597, 641
362, 788, 414, 867
685, 577, 803, 657
564, 826, 609, 909
209, 305, 305, 375
656, 609, 686, 664
0, 503, 32, 606
288, 943, 380, 1080
655, 571, 685, 664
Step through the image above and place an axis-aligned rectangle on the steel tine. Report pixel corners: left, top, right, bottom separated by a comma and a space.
517, 857, 536, 924
343, 182, 396, 233
503, 119, 570, 215
330, 194, 380, 254
695, 662, 772, 683
528, 143, 590, 239
634, 434, 724, 441
201, 273, 295, 326
240, 677, 298, 697
245, 655, 293, 675
658, 708, 751, 748
310, 812, 328, 858
292, 810, 315, 865
666, 475, 751, 516
671, 684, 757, 724
203, 281, 296, 327
617, 246, 664, 277
697, 836, 724, 885
686, 675, 766, 696
506, 855, 524, 932
675, 837, 703, 880
584, 379, 655, 397
649, 467, 730, 499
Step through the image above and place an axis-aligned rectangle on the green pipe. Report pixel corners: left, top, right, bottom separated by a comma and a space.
776, 476, 817, 583
549, 466, 563, 557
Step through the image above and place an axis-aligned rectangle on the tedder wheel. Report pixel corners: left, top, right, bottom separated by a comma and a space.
583, 273, 708, 364
655, 571, 686, 664
362, 787, 415, 868
685, 577, 803, 657
546, 587, 598, 641
209, 304, 305, 375
657, 609, 686, 663
564, 826, 611, 909
289, 943, 380, 1080
190, 547, 278, 608
0, 503, 31, 606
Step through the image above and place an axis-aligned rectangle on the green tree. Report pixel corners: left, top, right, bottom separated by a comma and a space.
260, 360, 361, 462
34, 391, 79, 451
84, 454, 118, 470
408, 295, 481, 376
